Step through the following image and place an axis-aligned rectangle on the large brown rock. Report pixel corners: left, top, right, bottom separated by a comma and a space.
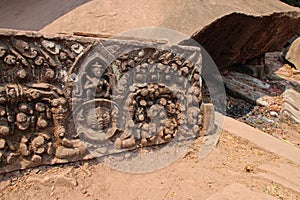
192, 12, 300, 70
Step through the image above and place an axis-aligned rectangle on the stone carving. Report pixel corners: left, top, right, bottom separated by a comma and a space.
70, 45, 204, 161
0, 29, 206, 174
0, 30, 91, 173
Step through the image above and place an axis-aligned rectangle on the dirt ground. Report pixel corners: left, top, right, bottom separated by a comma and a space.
1, 131, 299, 200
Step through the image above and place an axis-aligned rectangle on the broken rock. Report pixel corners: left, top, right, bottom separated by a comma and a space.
191, 12, 300, 70
223, 72, 270, 107
283, 34, 300, 70
281, 88, 300, 123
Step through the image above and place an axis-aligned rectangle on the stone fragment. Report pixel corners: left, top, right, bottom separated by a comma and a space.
201, 103, 216, 136
284, 35, 300, 70
0, 139, 5, 149
270, 111, 279, 118
223, 76, 269, 107
191, 12, 300, 70
281, 88, 300, 123
229, 72, 270, 90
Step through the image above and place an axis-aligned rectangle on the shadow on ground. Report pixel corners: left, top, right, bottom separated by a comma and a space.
0, 0, 90, 31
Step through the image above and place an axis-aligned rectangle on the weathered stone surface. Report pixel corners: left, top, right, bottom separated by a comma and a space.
201, 103, 216, 136
0, 28, 208, 174
284, 34, 300, 70
281, 88, 300, 123
192, 12, 300, 70
223, 72, 270, 106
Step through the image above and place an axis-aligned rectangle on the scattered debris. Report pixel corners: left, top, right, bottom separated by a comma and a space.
212, 50, 300, 148
244, 165, 254, 173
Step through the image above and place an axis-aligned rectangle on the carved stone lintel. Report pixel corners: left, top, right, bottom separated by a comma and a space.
0, 29, 204, 174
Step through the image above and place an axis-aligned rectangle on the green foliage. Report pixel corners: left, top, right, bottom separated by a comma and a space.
280, 0, 300, 7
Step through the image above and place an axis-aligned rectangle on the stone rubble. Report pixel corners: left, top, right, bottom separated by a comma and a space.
219, 51, 300, 146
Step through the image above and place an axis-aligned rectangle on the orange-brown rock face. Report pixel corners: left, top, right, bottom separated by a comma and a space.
192, 12, 300, 70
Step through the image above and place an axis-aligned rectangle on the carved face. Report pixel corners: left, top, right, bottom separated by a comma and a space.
92, 67, 102, 78
16, 112, 31, 130
90, 61, 104, 78
30, 90, 41, 99
187, 107, 200, 126
86, 107, 111, 130
19, 103, 32, 113
17, 113, 28, 123
4, 55, 16, 65
148, 104, 164, 118
96, 107, 111, 130
35, 103, 46, 112
8, 89, 17, 99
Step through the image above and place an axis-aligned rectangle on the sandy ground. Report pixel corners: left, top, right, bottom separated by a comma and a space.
1, 131, 300, 200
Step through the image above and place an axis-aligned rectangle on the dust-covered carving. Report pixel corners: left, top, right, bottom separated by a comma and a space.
72, 47, 203, 158
0, 31, 90, 173
0, 29, 206, 174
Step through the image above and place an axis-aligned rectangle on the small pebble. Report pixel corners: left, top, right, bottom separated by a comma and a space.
270, 111, 279, 118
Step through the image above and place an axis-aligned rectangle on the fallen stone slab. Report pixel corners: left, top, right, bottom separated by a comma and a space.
192, 12, 300, 70
223, 72, 270, 106
0, 28, 210, 174
281, 88, 300, 123
230, 72, 270, 90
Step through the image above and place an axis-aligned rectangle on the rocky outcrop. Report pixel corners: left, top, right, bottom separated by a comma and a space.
192, 12, 300, 70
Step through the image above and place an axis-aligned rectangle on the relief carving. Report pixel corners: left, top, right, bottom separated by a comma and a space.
0, 30, 205, 174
